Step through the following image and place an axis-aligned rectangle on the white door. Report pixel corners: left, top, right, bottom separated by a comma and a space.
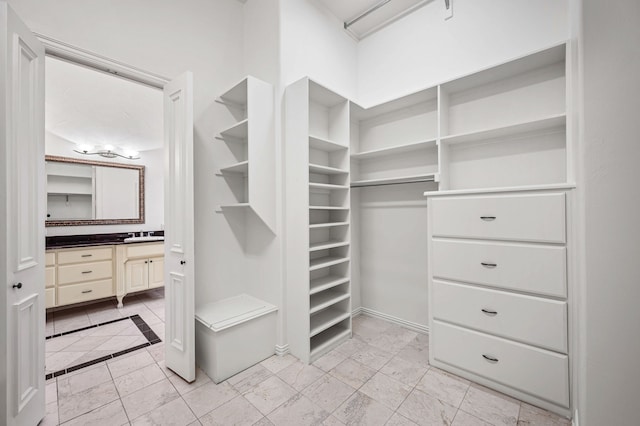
163, 72, 195, 382
0, 2, 46, 425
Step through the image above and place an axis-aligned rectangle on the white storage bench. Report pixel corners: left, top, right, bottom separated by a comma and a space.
195, 294, 278, 383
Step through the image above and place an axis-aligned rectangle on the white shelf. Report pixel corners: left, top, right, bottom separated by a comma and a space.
309, 206, 349, 210
47, 191, 93, 196
219, 203, 250, 209
309, 182, 349, 191
219, 160, 249, 174
309, 256, 349, 271
309, 163, 348, 175
351, 173, 437, 187
351, 139, 437, 160
309, 222, 349, 229
219, 119, 248, 140
424, 183, 576, 198
310, 325, 351, 359
310, 308, 351, 337
219, 77, 248, 107
309, 240, 349, 252
309, 135, 348, 152
310, 276, 350, 295
310, 289, 350, 314
441, 114, 566, 146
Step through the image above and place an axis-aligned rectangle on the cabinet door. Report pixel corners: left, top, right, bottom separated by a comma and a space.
125, 259, 149, 293
148, 257, 164, 289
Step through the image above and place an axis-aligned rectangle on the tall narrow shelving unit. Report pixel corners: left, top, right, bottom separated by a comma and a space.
215, 76, 275, 230
285, 78, 352, 363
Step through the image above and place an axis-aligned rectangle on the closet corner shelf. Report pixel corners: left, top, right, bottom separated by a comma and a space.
310, 290, 350, 315
351, 139, 438, 160
219, 203, 250, 210
309, 205, 349, 210
219, 77, 249, 106
218, 119, 249, 140
310, 326, 351, 359
309, 182, 349, 191
441, 114, 566, 146
309, 163, 348, 175
219, 161, 249, 174
423, 182, 577, 198
309, 240, 350, 252
309, 256, 350, 271
309, 221, 349, 229
309, 135, 348, 152
310, 276, 350, 295
351, 173, 437, 187
309, 309, 351, 337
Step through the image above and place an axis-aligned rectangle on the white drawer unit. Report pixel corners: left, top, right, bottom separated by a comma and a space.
57, 260, 113, 285
432, 280, 568, 352
432, 321, 570, 408
431, 193, 566, 243
432, 239, 567, 298
427, 189, 571, 415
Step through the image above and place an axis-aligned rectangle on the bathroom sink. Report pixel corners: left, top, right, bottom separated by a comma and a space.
124, 236, 165, 243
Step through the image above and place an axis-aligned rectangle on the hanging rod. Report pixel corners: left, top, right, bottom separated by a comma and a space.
351, 177, 436, 188
344, 0, 392, 29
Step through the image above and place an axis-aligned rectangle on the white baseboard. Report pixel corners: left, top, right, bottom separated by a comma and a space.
353, 307, 429, 334
275, 344, 290, 356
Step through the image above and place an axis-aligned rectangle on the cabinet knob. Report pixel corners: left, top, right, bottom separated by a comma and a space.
480, 216, 496, 221
12, 282, 22, 289
482, 354, 499, 363
149, 260, 153, 263
180, 260, 186, 265
145, 261, 148, 264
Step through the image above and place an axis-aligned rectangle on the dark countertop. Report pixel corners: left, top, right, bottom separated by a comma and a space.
46, 231, 164, 250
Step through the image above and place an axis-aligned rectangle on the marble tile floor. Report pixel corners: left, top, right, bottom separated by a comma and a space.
42, 309, 570, 426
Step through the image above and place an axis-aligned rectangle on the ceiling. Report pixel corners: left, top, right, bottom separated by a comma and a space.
318, 0, 430, 39
45, 56, 163, 152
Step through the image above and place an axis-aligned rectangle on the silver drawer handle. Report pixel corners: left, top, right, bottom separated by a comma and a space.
482, 354, 499, 363
81, 290, 93, 294
480, 216, 496, 221
81, 254, 93, 257
82, 270, 93, 274
481, 262, 497, 268
481, 308, 498, 316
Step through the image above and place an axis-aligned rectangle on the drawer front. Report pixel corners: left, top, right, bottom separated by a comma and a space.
57, 279, 114, 306
45, 252, 56, 267
431, 193, 566, 243
432, 321, 569, 407
45, 288, 56, 308
432, 239, 567, 298
126, 243, 164, 258
45, 266, 56, 288
58, 260, 113, 285
433, 280, 568, 352
57, 247, 113, 265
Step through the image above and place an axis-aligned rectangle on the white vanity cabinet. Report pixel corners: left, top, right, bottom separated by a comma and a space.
116, 242, 164, 306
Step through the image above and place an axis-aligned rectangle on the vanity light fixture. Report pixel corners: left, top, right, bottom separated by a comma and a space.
74, 144, 140, 160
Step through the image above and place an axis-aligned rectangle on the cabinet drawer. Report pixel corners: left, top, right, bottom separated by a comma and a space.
57, 279, 114, 306
45, 251, 55, 267
45, 288, 56, 308
45, 266, 56, 288
126, 243, 164, 258
431, 193, 566, 243
433, 281, 567, 352
57, 247, 113, 265
58, 260, 113, 285
432, 239, 567, 298
432, 321, 569, 407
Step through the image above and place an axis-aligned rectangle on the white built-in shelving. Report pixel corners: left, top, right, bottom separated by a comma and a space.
215, 76, 275, 229
285, 78, 352, 363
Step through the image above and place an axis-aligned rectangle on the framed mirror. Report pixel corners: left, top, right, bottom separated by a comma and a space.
45, 155, 145, 227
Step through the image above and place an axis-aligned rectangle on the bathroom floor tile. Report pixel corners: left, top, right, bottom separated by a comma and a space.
301, 374, 355, 412
276, 360, 325, 391
459, 384, 520, 426
182, 381, 238, 418
267, 393, 330, 426
131, 397, 196, 426
333, 391, 394, 426
242, 376, 297, 415
121, 378, 179, 420
199, 395, 263, 426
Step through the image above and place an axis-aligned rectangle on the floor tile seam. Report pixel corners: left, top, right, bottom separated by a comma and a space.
455, 408, 506, 426
386, 367, 421, 425
105, 352, 133, 425
57, 391, 120, 425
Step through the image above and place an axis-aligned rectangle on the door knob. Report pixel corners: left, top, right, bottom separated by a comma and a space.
180, 260, 186, 265
12, 283, 22, 289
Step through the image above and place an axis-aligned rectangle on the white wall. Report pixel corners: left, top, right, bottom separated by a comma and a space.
357, 0, 568, 106
44, 132, 164, 236
579, 0, 640, 424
